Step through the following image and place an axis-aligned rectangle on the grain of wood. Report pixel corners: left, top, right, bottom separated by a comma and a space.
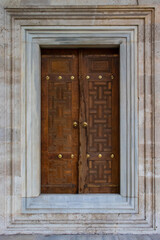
41, 48, 120, 194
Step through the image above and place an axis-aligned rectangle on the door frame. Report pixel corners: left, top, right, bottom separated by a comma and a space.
21, 26, 138, 213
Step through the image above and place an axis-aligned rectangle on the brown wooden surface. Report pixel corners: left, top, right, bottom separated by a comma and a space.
41, 48, 120, 194
79, 48, 120, 193
41, 49, 79, 193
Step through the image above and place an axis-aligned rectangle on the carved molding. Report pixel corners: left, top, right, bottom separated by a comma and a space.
21, 28, 137, 214
3, 6, 156, 234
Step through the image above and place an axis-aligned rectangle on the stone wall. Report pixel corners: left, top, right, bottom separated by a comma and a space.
0, 0, 160, 235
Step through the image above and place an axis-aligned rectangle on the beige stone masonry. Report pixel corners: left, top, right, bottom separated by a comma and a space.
0, 0, 160, 235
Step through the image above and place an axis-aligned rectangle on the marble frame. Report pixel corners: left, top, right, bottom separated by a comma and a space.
21, 27, 138, 214
3, 6, 156, 234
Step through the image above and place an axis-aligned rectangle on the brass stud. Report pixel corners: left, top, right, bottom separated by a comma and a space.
58, 154, 63, 159
58, 76, 62, 80
86, 76, 90, 80
71, 154, 74, 159
86, 154, 90, 158
98, 154, 102, 158
111, 153, 115, 159
111, 74, 114, 80
82, 122, 88, 128
98, 75, 102, 79
71, 76, 75, 80
46, 76, 50, 80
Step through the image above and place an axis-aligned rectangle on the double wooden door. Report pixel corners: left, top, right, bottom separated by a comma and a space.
41, 48, 120, 194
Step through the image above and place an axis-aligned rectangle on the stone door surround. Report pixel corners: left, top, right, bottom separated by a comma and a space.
21, 26, 137, 212
2, 6, 156, 234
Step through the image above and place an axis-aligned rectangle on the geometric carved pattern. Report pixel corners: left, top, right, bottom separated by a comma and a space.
86, 78, 113, 191
49, 160, 72, 184
41, 49, 79, 194
88, 160, 112, 184
88, 80, 112, 152
80, 49, 120, 193
48, 81, 72, 152
41, 48, 119, 194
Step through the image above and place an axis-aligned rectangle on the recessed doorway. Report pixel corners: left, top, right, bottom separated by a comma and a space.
41, 48, 120, 194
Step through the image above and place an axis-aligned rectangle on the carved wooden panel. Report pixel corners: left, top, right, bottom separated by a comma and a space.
79, 49, 120, 193
87, 80, 112, 152
41, 48, 120, 194
41, 49, 79, 193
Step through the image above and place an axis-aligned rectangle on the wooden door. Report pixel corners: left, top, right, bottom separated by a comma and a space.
79, 49, 120, 193
41, 49, 79, 193
41, 48, 120, 194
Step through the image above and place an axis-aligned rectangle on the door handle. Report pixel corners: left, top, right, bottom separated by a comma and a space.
73, 121, 78, 128
82, 122, 88, 128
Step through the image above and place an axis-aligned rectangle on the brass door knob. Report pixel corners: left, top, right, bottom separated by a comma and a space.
73, 121, 78, 128
111, 153, 114, 158
82, 122, 88, 128
58, 154, 63, 159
